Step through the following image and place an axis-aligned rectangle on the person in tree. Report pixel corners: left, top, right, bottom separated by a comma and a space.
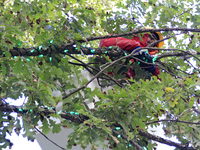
99, 31, 164, 79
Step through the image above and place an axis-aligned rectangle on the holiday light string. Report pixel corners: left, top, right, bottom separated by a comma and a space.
2, 39, 157, 65
112, 127, 148, 150
14, 47, 23, 56
2, 101, 81, 122
152, 56, 158, 64
2, 100, 148, 149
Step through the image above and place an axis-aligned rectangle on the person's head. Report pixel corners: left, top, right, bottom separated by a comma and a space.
145, 26, 164, 48
146, 33, 159, 47
146, 31, 164, 55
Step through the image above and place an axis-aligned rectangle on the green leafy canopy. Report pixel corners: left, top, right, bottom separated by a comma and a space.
0, 0, 200, 150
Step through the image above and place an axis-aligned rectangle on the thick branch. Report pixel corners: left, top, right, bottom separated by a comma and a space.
137, 129, 195, 150
64, 28, 200, 47
145, 47, 200, 61
0, 103, 82, 123
4, 46, 124, 57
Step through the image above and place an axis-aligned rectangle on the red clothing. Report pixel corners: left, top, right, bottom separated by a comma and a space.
100, 33, 149, 51
99, 33, 160, 79
100, 33, 158, 55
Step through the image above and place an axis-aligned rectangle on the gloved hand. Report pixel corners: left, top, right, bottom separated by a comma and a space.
132, 47, 156, 73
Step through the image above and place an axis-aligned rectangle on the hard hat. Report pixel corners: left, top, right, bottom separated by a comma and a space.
145, 27, 164, 48
155, 31, 164, 48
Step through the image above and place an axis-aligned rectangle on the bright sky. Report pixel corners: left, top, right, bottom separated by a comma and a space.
3, 132, 41, 150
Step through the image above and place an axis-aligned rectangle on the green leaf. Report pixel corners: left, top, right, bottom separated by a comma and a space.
76, 124, 89, 133
189, 97, 194, 108
41, 117, 51, 135
127, 132, 134, 141
5, 51, 11, 58
22, 118, 35, 141
62, 120, 73, 129
49, 119, 61, 133
13, 59, 22, 74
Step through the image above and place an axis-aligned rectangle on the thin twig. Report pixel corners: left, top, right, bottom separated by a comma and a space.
66, 54, 123, 88
34, 127, 67, 150
151, 47, 200, 62
186, 60, 200, 73
145, 119, 200, 125
176, 109, 191, 119
173, 2, 200, 20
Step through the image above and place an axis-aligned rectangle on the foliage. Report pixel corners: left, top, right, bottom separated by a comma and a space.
0, 0, 200, 150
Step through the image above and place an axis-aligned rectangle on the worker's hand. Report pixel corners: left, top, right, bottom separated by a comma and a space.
132, 47, 156, 73
141, 51, 153, 63
139, 52, 156, 73
132, 47, 153, 63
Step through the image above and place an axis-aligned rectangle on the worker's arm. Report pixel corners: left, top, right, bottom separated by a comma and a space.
99, 37, 140, 51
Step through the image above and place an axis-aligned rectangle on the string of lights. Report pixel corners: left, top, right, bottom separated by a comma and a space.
1, 40, 157, 64
0, 101, 147, 150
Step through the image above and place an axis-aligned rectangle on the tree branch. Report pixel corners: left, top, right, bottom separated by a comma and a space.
4, 46, 124, 57
137, 129, 195, 150
157, 51, 200, 61
66, 54, 123, 87
145, 119, 200, 125
144, 47, 200, 62
0, 103, 82, 123
0, 102, 143, 149
112, 130, 143, 150
34, 127, 67, 150
61, 47, 145, 100
0, 102, 196, 150
63, 28, 200, 47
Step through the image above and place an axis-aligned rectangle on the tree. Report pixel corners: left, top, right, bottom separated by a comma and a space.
0, 0, 200, 149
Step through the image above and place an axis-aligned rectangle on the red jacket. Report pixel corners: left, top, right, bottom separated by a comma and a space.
99, 33, 160, 79
100, 33, 158, 54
